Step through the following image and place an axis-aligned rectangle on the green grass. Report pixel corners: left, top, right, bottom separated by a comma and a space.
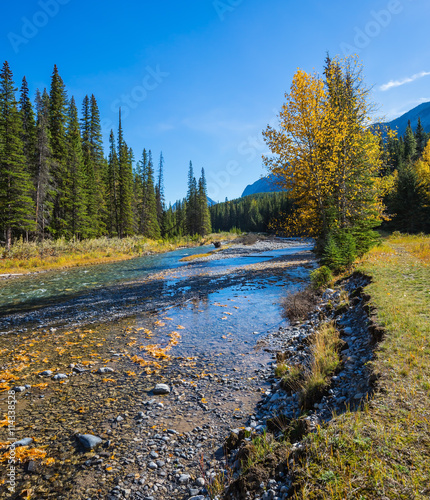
291, 234, 430, 499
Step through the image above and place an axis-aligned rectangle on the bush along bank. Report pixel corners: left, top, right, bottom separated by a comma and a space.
219, 271, 386, 500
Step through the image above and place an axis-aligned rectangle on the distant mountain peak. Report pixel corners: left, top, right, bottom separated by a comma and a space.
241, 174, 284, 197
383, 101, 430, 136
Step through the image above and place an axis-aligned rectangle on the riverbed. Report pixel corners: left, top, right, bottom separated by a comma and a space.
0, 237, 315, 499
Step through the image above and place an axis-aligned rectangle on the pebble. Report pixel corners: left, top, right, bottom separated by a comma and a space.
53, 373, 67, 380
98, 367, 115, 374
12, 438, 33, 448
153, 384, 170, 395
77, 434, 103, 449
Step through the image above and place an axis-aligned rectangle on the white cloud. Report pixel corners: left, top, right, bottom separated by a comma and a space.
380, 71, 430, 91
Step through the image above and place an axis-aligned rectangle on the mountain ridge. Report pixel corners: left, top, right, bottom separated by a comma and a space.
382, 101, 430, 136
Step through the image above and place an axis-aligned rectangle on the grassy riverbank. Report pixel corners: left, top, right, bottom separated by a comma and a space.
289, 233, 430, 498
225, 233, 430, 499
0, 232, 240, 275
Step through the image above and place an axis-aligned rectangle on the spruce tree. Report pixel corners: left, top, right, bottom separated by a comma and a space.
137, 148, 148, 233
107, 130, 119, 235
89, 94, 107, 234
0, 61, 35, 249
34, 89, 53, 240
186, 161, 198, 235
414, 117, 427, 158
80, 95, 97, 236
155, 151, 165, 235
141, 149, 160, 239
19, 76, 36, 182
49, 65, 69, 236
65, 97, 87, 238
404, 121, 417, 164
197, 168, 211, 235
117, 110, 134, 237
81, 94, 106, 236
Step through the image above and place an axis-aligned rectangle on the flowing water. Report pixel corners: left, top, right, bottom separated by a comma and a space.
0, 240, 316, 499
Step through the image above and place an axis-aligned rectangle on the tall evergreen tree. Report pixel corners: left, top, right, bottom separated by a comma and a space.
197, 168, 211, 235
141, 149, 161, 239
34, 89, 53, 240
155, 151, 165, 235
49, 65, 69, 236
80, 94, 106, 236
186, 161, 198, 235
89, 94, 107, 234
137, 148, 148, 234
65, 97, 87, 238
107, 130, 119, 235
0, 61, 35, 249
117, 110, 134, 237
404, 120, 417, 164
414, 117, 427, 158
19, 76, 36, 182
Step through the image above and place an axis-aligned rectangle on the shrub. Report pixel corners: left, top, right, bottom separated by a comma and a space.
310, 266, 332, 289
321, 230, 358, 273
281, 287, 319, 322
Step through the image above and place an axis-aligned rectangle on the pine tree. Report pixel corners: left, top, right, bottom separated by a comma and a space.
65, 97, 87, 238
137, 148, 148, 233
107, 130, 119, 235
186, 161, 198, 235
197, 168, 211, 235
141, 149, 160, 239
155, 151, 165, 235
404, 121, 417, 163
0, 61, 35, 249
49, 64, 69, 236
19, 76, 36, 182
81, 94, 106, 236
117, 110, 134, 237
34, 89, 53, 240
414, 117, 427, 158
90, 94, 107, 234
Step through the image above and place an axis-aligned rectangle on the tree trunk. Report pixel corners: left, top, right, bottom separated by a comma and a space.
6, 227, 12, 251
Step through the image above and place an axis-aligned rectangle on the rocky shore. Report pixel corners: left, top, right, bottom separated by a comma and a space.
221, 272, 381, 500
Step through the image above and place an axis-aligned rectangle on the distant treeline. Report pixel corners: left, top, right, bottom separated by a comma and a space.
0, 61, 211, 249
210, 192, 292, 233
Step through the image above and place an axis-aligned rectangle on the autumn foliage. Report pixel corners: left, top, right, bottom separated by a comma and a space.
263, 56, 392, 268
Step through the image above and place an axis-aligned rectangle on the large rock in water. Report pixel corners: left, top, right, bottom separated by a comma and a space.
153, 384, 170, 395
77, 434, 103, 449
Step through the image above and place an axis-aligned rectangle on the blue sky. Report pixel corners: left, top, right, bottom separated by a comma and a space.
1, 0, 429, 203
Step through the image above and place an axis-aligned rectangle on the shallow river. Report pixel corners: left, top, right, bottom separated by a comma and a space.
0, 239, 315, 499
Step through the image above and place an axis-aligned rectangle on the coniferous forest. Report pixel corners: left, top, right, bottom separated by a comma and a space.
210, 192, 292, 233
1, 59, 429, 256
0, 62, 212, 250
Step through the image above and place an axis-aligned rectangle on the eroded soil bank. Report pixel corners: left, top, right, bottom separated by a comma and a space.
0, 238, 314, 499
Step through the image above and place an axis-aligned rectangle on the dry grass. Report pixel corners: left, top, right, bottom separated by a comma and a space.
281, 287, 320, 322
300, 322, 341, 409
387, 231, 430, 264
0, 232, 240, 275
